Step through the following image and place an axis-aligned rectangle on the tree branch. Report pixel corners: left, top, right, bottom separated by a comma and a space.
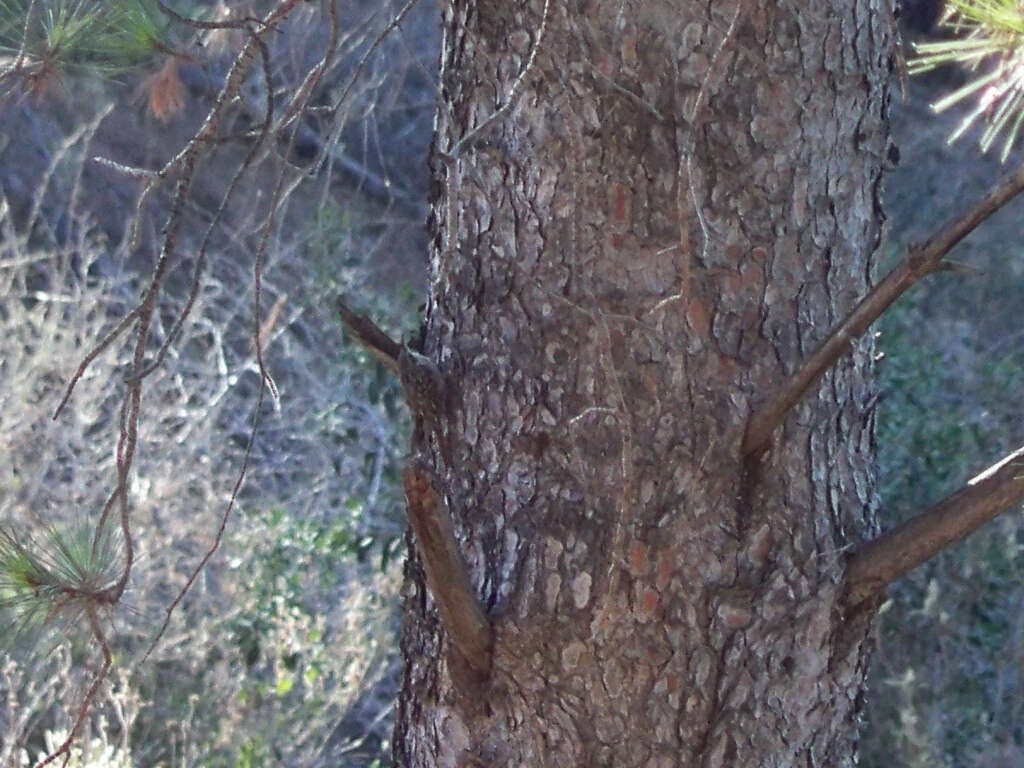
744, 159, 1024, 457
336, 297, 402, 372
402, 463, 493, 680
843, 445, 1024, 610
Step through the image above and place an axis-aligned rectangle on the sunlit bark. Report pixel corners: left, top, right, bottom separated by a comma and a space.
394, 2, 898, 765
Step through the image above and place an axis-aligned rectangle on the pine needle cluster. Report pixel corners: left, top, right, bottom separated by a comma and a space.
0, 0, 169, 95
910, 1, 1024, 161
0, 522, 122, 641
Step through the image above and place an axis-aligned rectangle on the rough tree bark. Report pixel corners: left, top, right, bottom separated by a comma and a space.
393, 2, 898, 765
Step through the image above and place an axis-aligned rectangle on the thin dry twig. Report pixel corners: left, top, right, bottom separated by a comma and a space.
37, 0, 421, 757
50, 0, 306, 709
118, 1, 290, 251
142, 0, 362, 656
141, 377, 268, 664
744, 158, 1024, 457
140, 3, 324, 661
312, 0, 424, 177
155, 0, 267, 32
274, 0, 347, 144
33, 608, 113, 768
132, 34, 277, 383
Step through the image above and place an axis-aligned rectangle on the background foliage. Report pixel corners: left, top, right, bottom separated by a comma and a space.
1, 1, 434, 765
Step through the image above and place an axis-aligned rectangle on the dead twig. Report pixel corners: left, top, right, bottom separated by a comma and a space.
33, 608, 112, 768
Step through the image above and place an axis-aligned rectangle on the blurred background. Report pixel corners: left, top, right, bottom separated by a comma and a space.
0, 1, 1021, 766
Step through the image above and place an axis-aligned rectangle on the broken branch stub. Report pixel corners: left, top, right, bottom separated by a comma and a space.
402, 463, 493, 680
844, 445, 1024, 611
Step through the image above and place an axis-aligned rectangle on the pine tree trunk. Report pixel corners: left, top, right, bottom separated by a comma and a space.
394, 2, 898, 765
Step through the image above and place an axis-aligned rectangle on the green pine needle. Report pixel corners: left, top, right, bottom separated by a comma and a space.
0, 521, 122, 638
0, 0, 172, 83
909, 0, 1024, 162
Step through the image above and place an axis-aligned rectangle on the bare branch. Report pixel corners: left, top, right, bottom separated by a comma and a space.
843, 445, 1024, 610
51, 0, 309, 677
33, 608, 112, 768
337, 297, 402, 372
744, 159, 1024, 457
155, 0, 267, 31
402, 463, 492, 680
140, 376, 268, 665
